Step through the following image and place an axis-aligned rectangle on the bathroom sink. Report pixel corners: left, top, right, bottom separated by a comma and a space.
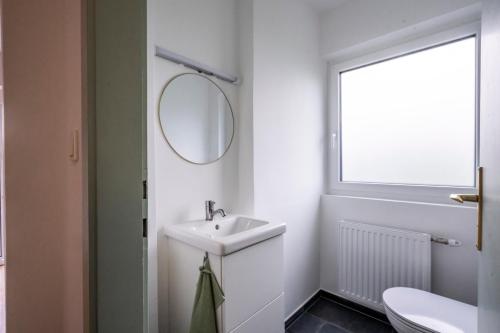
164, 215, 286, 255
188, 216, 268, 237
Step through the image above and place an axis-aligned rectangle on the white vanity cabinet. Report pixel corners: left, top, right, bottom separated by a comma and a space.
167, 234, 285, 333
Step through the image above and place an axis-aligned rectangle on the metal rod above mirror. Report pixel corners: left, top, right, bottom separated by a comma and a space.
155, 46, 240, 85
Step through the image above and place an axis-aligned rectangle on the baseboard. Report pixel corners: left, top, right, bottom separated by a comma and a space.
284, 289, 321, 328
285, 289, 390, 329
317, 290, 390, 324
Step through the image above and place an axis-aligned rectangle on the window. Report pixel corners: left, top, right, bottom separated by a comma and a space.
336, 35, 477, 189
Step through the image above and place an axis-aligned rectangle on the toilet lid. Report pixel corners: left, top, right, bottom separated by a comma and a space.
383, 287, 477, 333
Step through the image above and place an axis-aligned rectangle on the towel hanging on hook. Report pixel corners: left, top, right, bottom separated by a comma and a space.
189, 252, 225, 333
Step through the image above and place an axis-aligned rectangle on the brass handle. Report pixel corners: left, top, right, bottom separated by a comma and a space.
450, 194, 479, 203
449, 167, 483, 251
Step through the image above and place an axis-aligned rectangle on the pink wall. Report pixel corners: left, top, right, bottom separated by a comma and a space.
2, 0, 87, 332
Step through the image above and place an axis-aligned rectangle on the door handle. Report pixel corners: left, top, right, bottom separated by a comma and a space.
449, 194, 479, 203
450, 167, 483, 251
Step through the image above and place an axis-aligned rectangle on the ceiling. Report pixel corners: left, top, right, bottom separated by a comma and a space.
302, 0, 349, 11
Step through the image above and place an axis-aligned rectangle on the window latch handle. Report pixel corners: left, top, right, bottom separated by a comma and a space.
331, 132, 337, 149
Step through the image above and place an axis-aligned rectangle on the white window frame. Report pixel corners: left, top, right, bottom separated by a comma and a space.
328, 23, 481, 203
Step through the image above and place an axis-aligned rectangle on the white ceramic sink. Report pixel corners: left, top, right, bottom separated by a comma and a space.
164, 215, 286, 255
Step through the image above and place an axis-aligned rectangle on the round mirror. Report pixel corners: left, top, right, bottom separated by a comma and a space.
159, 73, 235, 164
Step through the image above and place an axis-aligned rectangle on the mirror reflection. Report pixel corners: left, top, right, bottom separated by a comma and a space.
159, 73, 234, 164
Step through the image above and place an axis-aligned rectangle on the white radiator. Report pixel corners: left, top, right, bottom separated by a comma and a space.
337, 220, 431, 312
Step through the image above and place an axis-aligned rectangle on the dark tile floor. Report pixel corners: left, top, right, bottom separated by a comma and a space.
286, 297, 396, 333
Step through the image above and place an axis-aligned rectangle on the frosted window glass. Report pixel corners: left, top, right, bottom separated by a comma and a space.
340, 37, 476, 187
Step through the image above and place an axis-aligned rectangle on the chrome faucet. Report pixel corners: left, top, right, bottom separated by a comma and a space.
205, 200, 226, 221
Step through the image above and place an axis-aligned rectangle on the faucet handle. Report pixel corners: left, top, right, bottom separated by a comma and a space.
205, 200, 216, 221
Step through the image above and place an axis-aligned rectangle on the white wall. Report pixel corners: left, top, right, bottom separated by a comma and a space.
235, 0, 255, 216
320, 0, 481, 59
149, 0, 326, 329
148, 1, 484, 330
148, 0, 245, 332
253, 0, 326, 318
319, 0, 481, 307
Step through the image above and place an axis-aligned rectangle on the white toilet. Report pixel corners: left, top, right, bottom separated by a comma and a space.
383, 287, 477, 333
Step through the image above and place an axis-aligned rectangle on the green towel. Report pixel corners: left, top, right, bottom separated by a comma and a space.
189, 253, 225, 333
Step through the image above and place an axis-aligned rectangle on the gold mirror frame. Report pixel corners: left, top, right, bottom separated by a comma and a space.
157, 73, 235, 165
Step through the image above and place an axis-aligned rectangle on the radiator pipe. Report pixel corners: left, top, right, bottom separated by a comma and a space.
431, 235, 462, 247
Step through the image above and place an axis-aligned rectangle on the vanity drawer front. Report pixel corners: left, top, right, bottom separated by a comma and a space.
168, 239, 223, 333
222, 235, 284, 332
229, 294, 284, 333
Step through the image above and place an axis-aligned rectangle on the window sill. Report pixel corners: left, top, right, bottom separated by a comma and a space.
327, 184, 477, 207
